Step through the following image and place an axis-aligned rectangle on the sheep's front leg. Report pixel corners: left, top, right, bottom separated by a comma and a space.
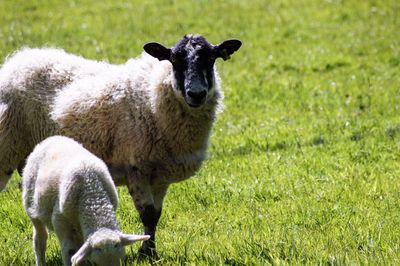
31, 218, 48, 266
139, 185, 168, 257
126, 167, 169, 258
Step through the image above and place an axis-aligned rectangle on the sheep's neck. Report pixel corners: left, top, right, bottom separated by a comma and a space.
78, 176, 119, 239
154, 83, 220, 155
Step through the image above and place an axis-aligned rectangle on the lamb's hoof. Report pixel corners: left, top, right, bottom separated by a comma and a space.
138, 246, 159, 261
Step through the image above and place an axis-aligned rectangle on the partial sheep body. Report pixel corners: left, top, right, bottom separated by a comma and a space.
0, 48, 116, 183
1, 35, 241, 256
22, 136, 149, 266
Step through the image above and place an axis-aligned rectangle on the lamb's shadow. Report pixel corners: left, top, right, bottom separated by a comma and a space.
126, 250, 164, 265
46, 253, 92, 266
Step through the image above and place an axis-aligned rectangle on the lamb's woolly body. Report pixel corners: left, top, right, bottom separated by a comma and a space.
24, 137, 119, 230
22, 136, 146, 266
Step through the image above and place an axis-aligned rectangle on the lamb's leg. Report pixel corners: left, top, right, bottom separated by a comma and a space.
52, 214, 79, 266
126, 167, 169, 258
31, 218, 48, 266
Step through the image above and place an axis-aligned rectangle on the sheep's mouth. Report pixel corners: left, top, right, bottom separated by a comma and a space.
185, 96, 206, 108
187, 102, 202, 108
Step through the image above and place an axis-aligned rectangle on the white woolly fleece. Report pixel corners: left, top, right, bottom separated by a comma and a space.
22, 136, 148, 266
0, 48, 223, 188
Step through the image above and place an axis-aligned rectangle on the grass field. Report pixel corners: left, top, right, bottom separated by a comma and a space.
1, 0, 400, 264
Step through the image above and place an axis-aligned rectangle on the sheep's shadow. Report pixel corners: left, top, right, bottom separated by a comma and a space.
217, 135, 328, 158
46, 254, 63, 266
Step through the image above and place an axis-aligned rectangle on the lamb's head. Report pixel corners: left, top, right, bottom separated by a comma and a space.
71, 228, 150, 266
144, 34, 242, 108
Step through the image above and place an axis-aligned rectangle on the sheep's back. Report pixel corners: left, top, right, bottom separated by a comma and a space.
51, 57, 159, 164
0, 48, 118, 109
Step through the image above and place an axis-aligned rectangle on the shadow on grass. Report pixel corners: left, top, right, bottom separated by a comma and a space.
126, 252, 164, 265
311, 61, 351, 73
46, 254, 63, 266
222, 135, 328, 157
46, 253, 144, 266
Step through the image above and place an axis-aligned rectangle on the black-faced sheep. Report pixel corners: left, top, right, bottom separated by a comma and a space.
22, 136, 149, 266
0, 34, 242, 256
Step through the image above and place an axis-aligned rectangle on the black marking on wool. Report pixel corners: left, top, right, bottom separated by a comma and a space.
140, 204, 162, 232
170, 36, 215, 101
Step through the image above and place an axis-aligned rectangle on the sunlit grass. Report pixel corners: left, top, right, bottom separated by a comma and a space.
1, 0, 400, 264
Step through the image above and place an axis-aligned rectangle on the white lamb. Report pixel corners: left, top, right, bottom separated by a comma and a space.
0, 34, 241, 256
22, 136, 149, 266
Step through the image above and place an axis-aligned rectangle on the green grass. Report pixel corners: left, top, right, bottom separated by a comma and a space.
1, 0, 400, 264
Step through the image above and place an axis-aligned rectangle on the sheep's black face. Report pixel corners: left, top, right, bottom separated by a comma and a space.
144, 35, 242, 108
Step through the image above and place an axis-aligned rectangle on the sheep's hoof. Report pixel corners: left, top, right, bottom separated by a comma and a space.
138, 246, 159, 261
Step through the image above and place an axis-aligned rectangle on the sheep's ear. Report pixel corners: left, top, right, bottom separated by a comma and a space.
71, 242, 92, 266
215, 39, 242, 61
143, 42, 171, 61
119, 233, 150, 246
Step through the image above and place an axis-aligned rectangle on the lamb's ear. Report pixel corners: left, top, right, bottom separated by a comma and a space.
143, 42, 171, 61
215, 39, 242, 61
71, 242, 92, 266
119, 233, 150, 246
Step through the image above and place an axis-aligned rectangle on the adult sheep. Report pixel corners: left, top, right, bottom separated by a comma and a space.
22, 136, 149, 266
0, 34, 242, 256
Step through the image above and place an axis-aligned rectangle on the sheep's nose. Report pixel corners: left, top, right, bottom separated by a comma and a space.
187, 89, 207, 101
